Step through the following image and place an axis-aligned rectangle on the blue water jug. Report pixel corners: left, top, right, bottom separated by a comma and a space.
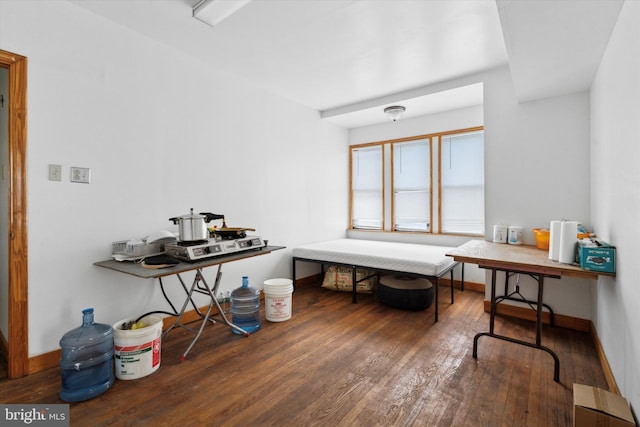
231, 276, 261, 334
59, 308, 115, 402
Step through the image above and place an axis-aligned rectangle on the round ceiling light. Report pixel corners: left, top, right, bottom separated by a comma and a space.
384, 105, 406, 122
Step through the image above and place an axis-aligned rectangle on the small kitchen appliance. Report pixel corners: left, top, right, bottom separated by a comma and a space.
166, 209, 265, 262
164, 235, 266, 262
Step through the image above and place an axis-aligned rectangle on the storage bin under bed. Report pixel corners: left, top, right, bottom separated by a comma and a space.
378, 275, 434, 311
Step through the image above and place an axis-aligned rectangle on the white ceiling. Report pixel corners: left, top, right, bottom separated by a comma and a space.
496, 0, 624, 102
69, 0, 624, 128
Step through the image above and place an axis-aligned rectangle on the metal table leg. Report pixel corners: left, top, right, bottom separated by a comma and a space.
434, 276, 439, 323
450, 269, 454, 303
292, 257, 297, 289
473, 268, 560, 382
351, 265, 357, 304
162, 265, 249, 362
197, 266, 249, 337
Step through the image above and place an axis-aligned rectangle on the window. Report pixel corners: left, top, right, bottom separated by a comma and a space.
349, 127, 484, 235
440, 131, 484, 234
393, 139, 431, 232
350, 145, 383, 229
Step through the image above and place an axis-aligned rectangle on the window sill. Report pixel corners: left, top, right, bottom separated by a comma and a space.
348, 228, 484, 237
346, 229, 485, 247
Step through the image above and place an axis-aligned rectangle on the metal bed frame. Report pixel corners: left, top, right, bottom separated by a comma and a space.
292, 256, 464, 322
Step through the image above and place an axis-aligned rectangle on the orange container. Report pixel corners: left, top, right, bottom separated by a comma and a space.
531, 228, 550, 250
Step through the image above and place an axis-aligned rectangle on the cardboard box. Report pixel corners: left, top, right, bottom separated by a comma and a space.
573, 384, 635, 427
576, 239, 616, 273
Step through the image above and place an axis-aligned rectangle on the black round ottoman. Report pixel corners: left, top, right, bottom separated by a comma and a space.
378, 275, 434, 311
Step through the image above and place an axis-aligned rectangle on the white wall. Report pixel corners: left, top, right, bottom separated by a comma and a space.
350, 105, 484, 146
348, 104, 485, 285
0, 1, 348, 356
349, 73, 594, 320
590, 0, 640, 411
483, 67, 593, 319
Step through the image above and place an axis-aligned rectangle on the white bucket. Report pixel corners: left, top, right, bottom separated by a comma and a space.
263, 278, 294, 322
113, 315, 162, 380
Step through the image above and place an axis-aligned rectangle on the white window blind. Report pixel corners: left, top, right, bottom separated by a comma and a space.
393, 139, 430, 231
351, 145, 383, 229
441, 131, 484, 234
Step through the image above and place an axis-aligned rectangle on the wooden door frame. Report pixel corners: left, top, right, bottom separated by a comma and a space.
0, 49, 28, 378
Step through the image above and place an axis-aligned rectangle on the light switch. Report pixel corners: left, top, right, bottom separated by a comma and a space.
48, 164, 62, 181
70, 167, 91, 184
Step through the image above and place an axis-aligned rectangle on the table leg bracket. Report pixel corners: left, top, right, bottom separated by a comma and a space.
474, 268, 561, 382
162, 265, 249, 361
473, 332, 560, 382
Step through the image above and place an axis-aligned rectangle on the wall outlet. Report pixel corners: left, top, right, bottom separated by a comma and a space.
48, 164, 62, 181
70, 166, 90, 183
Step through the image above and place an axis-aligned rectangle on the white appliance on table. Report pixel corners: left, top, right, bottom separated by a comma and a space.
164, 235, 266, 262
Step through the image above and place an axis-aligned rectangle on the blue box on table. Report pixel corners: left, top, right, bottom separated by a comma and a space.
576, 239, 615, 273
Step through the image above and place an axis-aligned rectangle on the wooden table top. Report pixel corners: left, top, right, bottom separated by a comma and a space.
446, 240, 613, 279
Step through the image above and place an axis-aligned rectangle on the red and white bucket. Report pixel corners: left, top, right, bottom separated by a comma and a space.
113, 315, 162, 380
263, 279, 294, 322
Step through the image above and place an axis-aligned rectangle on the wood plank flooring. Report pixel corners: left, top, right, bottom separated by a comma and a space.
0, 284, 608, 426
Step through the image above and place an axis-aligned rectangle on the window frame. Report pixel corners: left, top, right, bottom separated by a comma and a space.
391, 137, 433, 232
349, 126, 484, 236
438, 129, 485, 235
349, 142, 385, 230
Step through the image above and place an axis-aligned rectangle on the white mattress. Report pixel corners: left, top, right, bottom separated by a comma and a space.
292, 239, 456, 277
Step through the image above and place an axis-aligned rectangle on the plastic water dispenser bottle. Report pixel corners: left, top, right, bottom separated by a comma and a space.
59, 308, 115, 402
231, 276, 261, 334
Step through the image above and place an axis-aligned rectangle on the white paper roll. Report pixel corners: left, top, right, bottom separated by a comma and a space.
549, 220, 562, 261
558, 220, 578, 264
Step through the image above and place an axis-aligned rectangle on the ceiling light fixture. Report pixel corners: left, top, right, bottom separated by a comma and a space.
384, 105, 406, 122
193, 0, 252, 27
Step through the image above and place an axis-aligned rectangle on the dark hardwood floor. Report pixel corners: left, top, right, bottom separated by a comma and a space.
0, 284, 607, 426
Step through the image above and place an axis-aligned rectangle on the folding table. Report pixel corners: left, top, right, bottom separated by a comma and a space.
95, 245, 285, 361
446, 239, 613, 381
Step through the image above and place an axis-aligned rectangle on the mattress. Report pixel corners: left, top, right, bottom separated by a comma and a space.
292, 239, 456, 277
